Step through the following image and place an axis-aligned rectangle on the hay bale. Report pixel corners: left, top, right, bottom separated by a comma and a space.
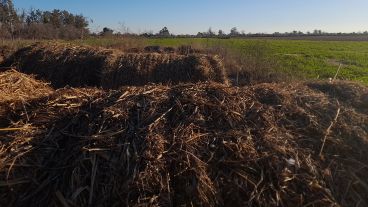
177, 45, 201, 55
0, 81, 367, 206
102, 53, 228, 88
163, 47, 175, 53
144, 45, 162, 53
125, 47, 141, 53
1, 43, 110, 88
1, 43, 229, 88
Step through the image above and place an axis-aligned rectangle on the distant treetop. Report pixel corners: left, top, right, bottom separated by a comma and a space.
158, 27, 170, 37
0, 0, 90, 39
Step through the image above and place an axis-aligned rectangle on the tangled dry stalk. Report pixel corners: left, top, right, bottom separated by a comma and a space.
0, 70, 367, 207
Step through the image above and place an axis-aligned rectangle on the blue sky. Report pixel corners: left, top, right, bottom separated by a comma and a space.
13, 0, 368, 34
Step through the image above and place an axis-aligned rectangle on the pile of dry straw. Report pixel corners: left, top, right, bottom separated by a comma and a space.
0, 70, 53, 127
1, 43, 228, 88
1, 70, 367, 206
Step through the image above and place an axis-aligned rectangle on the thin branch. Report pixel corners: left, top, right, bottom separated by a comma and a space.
319, 101, 341, 156
333, 64, 342, 81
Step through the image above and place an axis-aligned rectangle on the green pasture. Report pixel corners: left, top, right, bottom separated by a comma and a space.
146, 38, 368, 84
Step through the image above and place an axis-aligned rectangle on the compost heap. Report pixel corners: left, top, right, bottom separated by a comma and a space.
0, 43, 228, 88
0, 70, 368, 207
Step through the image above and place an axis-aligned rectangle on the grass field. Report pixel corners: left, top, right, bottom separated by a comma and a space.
146, 38, 368, 84
2, 37, 368, 84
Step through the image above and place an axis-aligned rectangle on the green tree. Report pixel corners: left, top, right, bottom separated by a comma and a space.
1, 1, 89, 39
218, 29, 225, 36
74, 14, 88, 29
101, 27, 113, 36
61, 10, 75, 26
26, 8, 42, 24
50, 9, 61, 28
230, 27, 239, 37
42, 11, 51, 24
158, 27, 170, 37
0, 0, 19, 38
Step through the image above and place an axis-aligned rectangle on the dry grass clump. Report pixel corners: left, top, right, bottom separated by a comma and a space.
0, 69, 53, 127
1, 42, 228, 88
0, 80, 367, 207
0, 69, 53, 102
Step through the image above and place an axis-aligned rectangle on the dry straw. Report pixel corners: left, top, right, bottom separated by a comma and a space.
0, 69, 53, 127
1, 43, 229, 89
0, 71, 367, 206
0, 69, 53, 102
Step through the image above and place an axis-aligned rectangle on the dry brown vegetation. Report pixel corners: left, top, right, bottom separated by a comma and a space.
0, 70, 53, 127
0, 69, 53, 102
102, 53, 228, 88
1, 42, 228, 88
0, 45, 14, 64
204, 41, 286, 85
0, 69, 367, 206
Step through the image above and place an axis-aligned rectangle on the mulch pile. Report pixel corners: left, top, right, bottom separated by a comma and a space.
0, 69, 367, 206
1, 43, 228, 89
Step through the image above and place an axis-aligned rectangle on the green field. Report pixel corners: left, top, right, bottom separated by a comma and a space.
146, 38, 368, 84
3, 38, 368, 84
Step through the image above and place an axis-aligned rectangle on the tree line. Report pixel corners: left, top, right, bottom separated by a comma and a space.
102, 26, 368, 39
0, 0, 89, 39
